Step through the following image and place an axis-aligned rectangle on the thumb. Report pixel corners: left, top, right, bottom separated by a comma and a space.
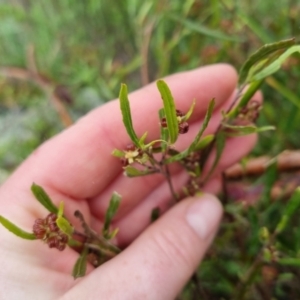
63, 194, 223, 300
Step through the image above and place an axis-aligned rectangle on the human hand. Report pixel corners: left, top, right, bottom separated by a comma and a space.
0, 64, 261, 299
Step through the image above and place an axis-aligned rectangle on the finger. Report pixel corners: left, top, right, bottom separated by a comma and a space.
8, 64, 238, 202
62, 194, 223, 300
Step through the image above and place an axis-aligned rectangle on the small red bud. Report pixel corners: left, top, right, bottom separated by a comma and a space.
33, 219, 47, 239
160, 117, 167, 128
121, 157, 129, 166
48, 222, 59, 232
47, 236, 59, 248
126, 144, 136, 151
33, 212, 69, 251
176, 109, 184, 117
179, 122, 189, 134
46, 213, 57, 224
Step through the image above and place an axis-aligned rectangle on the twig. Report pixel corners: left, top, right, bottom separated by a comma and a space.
233, 255, 263, 300
225, 150, 300, 179
164, 163, 178, 203
191, 273, 207, 300
74, 210, 120, 255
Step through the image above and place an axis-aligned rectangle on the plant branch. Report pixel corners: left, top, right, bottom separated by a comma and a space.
233, 255, 263, 300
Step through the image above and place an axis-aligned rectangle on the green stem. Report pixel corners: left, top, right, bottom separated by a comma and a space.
233, 255, 263, 300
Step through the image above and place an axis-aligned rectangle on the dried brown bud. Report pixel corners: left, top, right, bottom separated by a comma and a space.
160, 117, 167, 128
179, 122, 189, 134
160, 109, 189, 134
126, 144, 136, 151
46, 213, 59, 232
47, 236, 59, 248
46, 213, 57, 224
47, 233, 68, 251
48, 222, 59, 232
236, 100, 262, 124
33, 218, 47, 239
121, 157, 129, 166
176, 109, 184, 117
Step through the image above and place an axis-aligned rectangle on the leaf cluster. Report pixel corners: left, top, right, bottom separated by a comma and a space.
0, 183, 121, 279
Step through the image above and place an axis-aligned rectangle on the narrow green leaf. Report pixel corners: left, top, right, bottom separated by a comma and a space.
156, 80, 178, 144
119, 84, 140, 147
166, 99, 215, 163
278, 258, 300, 267
238, 38, 295, 84
144, 139, 168, 149
31, 183, 58, 214
186, 99, 215, 153
58, 201, 64, 217
56, 217, 74, 236
238, 13, 274, 43
253, 45, 300, 81
103, 192, 121, 238
222, 123, 275, 137
72, 247, 88, 279
55, 202, 73, 236
195, 134, 214, 150
182, 99, 196, 121
124, 165, 157, 177
275, 187, 300, 234
0, 216, 36, 240
139, 132, 148, 147
107, 228, 119, 239
261, 161, 278, 205
281, 187, 300, 217
168, 14, 241, 42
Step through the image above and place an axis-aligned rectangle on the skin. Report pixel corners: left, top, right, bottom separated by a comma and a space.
0, 64, 261, 300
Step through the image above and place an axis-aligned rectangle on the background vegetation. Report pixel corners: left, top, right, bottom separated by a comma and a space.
1, 0, 300, 299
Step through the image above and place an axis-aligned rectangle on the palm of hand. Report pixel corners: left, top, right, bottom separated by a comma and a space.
0, 64, 260, 299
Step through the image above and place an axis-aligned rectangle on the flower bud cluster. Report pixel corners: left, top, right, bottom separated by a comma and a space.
121, 144, 144, 166
235, 100, 262, 125
160, 109, 189, 134
33, 213, 68, 251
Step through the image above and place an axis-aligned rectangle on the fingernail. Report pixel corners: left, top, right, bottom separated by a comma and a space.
186, 194, 223, 240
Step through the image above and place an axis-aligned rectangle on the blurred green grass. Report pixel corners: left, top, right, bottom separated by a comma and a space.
1, 0, 299, 178
1, 1, 300, 298
0, 0, 300, 178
